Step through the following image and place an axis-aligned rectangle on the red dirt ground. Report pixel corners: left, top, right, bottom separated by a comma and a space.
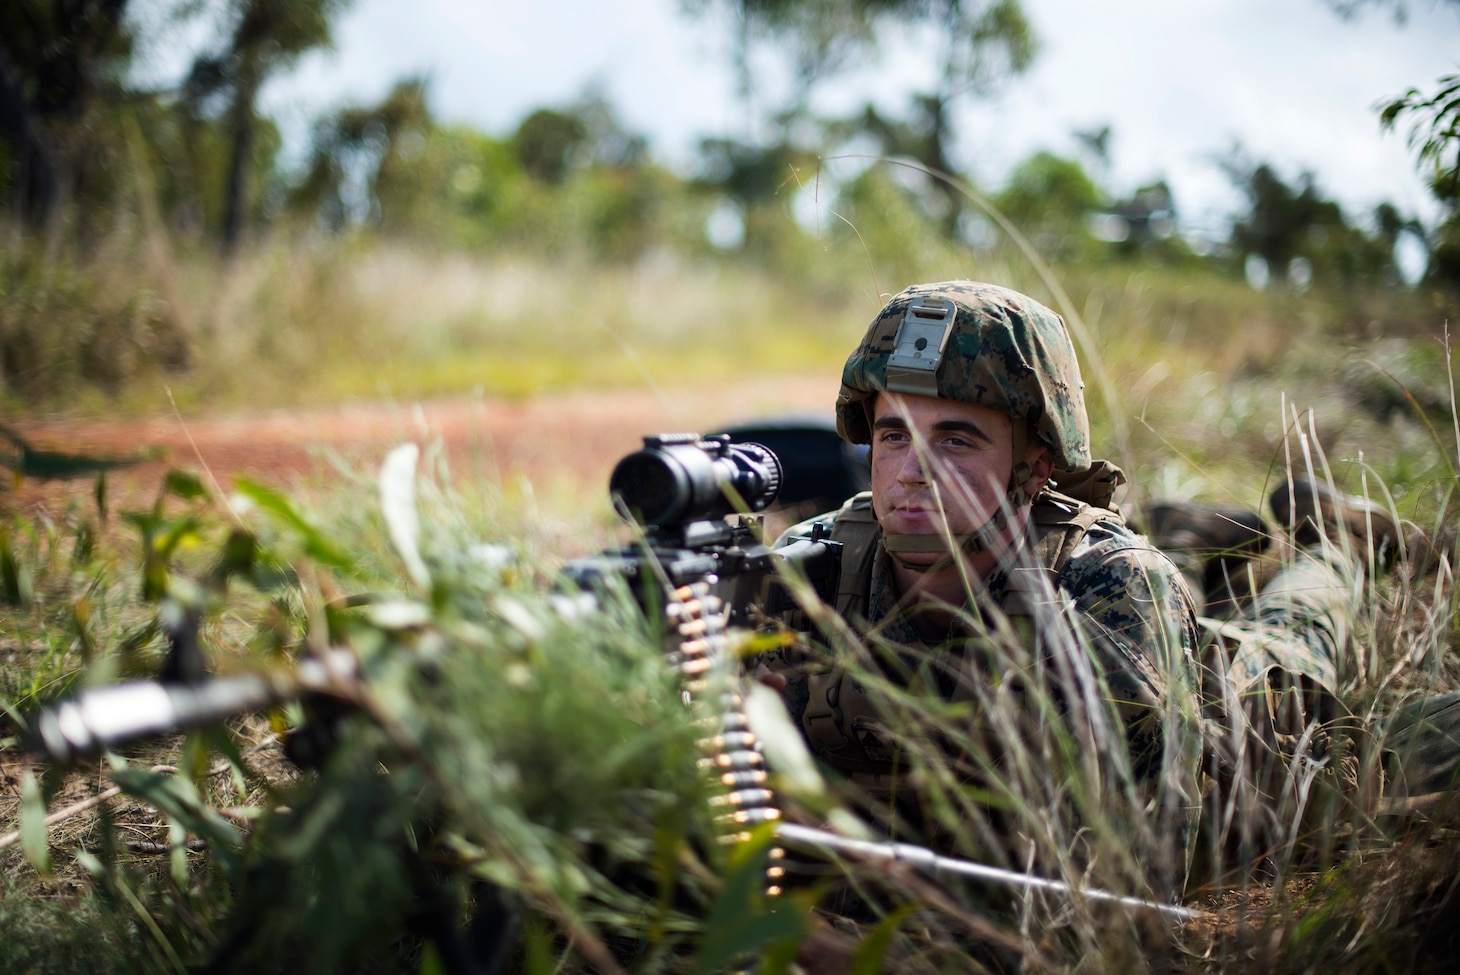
4, 374, 841, 517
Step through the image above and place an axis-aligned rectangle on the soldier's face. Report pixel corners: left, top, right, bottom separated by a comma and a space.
869, 392, 1020, 544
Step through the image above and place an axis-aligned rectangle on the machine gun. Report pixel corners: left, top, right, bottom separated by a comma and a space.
20, 432, 848, 974
29, 433, 842, 766
564, 434, 1204, 923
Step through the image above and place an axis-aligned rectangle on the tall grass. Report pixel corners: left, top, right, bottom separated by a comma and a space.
5, 230, 1450, 529
1, 412, 1457, 972
3, 177, 1460, 970
1, 231, 870, 414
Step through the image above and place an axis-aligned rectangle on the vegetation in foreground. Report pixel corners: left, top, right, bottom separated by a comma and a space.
2, 121, 1458, 970
1, 309, 1459, 971
2, 131, 1459, 970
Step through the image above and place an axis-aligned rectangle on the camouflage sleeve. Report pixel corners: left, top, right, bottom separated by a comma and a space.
1054, 528, 1203, 778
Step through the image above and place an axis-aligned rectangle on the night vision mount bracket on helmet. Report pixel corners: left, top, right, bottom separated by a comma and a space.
884, 295, 956, 398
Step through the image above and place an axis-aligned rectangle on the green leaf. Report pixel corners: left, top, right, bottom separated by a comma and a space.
744, 683, 826, 800
109, 765, 243, 875
73, 595, 97, 663
649, 814, 683, 946
94, 471, 108, 522
0, 525, 33, 606
416, 941, 446, 975
272, 788, 348, 862
168, 820, 189, 888
759, 936, 802, 975
20, 771, 51, 876
164, 469, 208, 502
74, 847, 106, 878
380, 443, 430, 588
157, 516, 202, 560
208, 528, 259, 592
521, 915, 560, 975
852, 902, 915, 975
71, 519, 96, 565
695, 829, 809, 975
207, 724, 253, 798
182, 729, 213, 781
234, 478, 356, 572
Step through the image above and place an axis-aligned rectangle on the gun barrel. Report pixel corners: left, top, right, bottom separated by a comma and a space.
32, 675, 279, 765
29, 652, 358, 765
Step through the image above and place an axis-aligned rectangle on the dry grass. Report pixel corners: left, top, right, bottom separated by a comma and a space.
2, 219, 1460, 970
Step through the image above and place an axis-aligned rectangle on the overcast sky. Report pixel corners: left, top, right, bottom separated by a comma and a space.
147, 0, 1460, 238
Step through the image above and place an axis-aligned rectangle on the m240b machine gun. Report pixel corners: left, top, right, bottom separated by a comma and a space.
31, 432, 843, 767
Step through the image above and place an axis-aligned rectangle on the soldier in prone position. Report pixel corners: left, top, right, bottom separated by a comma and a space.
762, 282, 1430, 925
761, 281, 1207, 901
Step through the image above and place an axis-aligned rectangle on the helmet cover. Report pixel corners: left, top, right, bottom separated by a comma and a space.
836, 281, 1091, 472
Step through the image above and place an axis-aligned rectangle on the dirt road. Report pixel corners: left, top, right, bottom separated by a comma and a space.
4, 374, 841, 516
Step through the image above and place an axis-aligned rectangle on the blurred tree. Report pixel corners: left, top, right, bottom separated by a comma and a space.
1102, 181, 1187, 261
1072, 124, 1113, 172
0, 0, 135, 227
1325, 0, 1460, 284
293, 77, 433, 231
696, 136, 812, 205
693, 136, 818, 256
512, 91, 646, 185
183, 0, 352, 254
684, 0, 1036, 237
1323, 0, 1460, 25
513, 108, 588, 185
1380, 73, 1460, 283
848, 0, 1037, 236
1224, 158, 1405, 289
292, 85, 675, 261
992, 150, 1103, 261
833, 163, 955, 282
684, 0, 873, 125
507, 93, 665, 260
570, 91, 650, 170
995, 150, 1100, 227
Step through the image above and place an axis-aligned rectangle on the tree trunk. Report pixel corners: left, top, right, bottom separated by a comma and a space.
221, 63, 260, 256
919, 93, 964, 239
0, 39, 62, 227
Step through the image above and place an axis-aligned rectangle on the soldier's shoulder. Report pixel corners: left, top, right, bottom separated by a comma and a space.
1062, 514, 1186, 589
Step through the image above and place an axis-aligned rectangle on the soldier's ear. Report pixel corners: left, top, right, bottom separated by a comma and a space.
1023, 445, 1054, 497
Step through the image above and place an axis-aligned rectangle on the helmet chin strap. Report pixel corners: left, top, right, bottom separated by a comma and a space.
881, 422, 1036, 571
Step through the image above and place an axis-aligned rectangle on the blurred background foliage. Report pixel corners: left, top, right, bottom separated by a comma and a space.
0, 0, 1455, 457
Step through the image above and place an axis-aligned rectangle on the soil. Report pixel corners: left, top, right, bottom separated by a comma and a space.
3, 374, 841, 518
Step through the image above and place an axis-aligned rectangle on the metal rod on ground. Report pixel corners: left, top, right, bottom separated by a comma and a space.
776, 822, 1209, 922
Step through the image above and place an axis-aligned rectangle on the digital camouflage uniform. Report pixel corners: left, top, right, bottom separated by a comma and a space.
776, 488, 1204, 879
771, 281, 1206, 892
1202, 541, 1358, 711
1178, 493, 1382, 862
1169, 475, 1460, 856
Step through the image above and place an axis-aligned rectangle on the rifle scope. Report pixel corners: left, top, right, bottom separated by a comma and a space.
610, 434, 782, 527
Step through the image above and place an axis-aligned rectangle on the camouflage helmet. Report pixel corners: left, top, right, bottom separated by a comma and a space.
836, 281, 1091, 472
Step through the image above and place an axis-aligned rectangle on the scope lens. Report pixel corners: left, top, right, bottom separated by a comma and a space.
610, 451, 684, 524
609, 436, 783, 528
